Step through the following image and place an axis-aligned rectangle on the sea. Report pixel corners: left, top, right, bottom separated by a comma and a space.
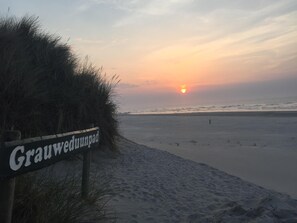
122, 96, 297, 114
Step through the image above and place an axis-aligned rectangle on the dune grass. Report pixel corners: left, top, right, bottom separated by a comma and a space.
12, 172, 115, 223
0, 15, 119, 221
0, 16, 119, 149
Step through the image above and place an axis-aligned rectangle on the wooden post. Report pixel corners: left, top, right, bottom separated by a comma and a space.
0, 130, 21, 223
81, 124, 94, 199
81, 149, 91, 199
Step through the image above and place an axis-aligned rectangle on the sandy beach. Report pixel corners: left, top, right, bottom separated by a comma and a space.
118, 112, 297, 199
45, 112, 297, 222
95, 137, 297, 222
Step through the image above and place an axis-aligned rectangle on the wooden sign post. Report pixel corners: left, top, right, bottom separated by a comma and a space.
82, 148, 91, 198
0, 127, 99, 222
0, 131, 21, 223
82, 124, 94, 199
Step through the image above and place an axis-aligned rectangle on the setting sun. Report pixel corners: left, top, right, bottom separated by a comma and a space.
180, 85, 187, 94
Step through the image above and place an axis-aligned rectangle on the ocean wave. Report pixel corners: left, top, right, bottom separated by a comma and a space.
129, 100, 297, 114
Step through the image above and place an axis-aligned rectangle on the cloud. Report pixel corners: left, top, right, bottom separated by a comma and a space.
142, 1, 297, 83
75, 3, 92, 13
74, 38, 104, 45
143, 80, 158, 85
99, 0, 194, 27
190, 76, 297, 103
118, 82, 139, 89
92, 0, 192, 15
118, 79, 159, 89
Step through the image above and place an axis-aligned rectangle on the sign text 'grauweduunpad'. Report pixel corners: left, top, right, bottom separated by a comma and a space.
0, 128, 99, 179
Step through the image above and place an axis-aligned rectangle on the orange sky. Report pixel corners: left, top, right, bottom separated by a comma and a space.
2, 0, 297, 111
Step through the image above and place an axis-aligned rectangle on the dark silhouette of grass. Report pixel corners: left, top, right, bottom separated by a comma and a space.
0, 16, 119, 149
0, 15, 119, 221
13, 173, 115, 223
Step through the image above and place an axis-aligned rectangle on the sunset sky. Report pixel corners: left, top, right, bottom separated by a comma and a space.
1, 0, 297, 111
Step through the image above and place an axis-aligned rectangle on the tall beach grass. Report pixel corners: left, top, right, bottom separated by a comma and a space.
12, 172, 115, 223
0, 16, 119, 149
0, 15, 119, 221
